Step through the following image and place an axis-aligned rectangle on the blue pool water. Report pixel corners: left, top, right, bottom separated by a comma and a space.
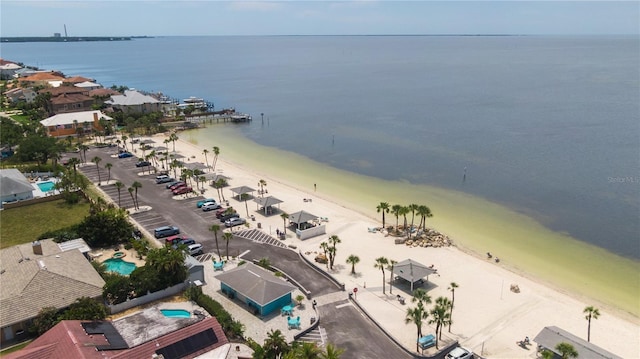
36, 181, 55, 192
160, 309, 191, 318
103, 258, 137, 276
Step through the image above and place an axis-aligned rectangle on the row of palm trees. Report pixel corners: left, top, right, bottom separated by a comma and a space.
404, 285, 459, 352
112, 180, 142, 210
376, 202, 433, 237
255, 328, 344, 359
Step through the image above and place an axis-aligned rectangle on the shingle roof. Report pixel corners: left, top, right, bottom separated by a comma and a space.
18, 72, 65, 82
288, 210, 319, 224
64, 76, 94, 84
254, 196, 283, 208
215, 262, 296, 306
50, 93, 93, 105
40, 110, 112, 127
392, 259, 437, 283
74, 81, 101, 88
39, 86, 86, 96
106, 90, 159, 106
89, 88, 120, 97
0, 240, 105, 327
0, 169, 33, 197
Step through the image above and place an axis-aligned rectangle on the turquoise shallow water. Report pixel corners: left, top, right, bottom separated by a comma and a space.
103, 258, 137, 276
36, 181, 55, 192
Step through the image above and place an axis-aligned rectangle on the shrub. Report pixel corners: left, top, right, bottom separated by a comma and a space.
188, 286, 244, 340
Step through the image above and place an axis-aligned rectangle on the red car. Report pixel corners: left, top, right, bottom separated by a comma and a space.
168, 181, 186, 190
172, 186, 193, 195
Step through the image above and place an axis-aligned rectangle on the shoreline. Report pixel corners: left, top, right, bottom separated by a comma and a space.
181, 125, 639, 321
160, 130, 639, 357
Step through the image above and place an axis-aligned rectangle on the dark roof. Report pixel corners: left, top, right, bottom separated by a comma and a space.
230, 186, 255, 195
534, 326, 622, 359
4, 317, 228, 359
254, 196, 283, 207
50, 93, 93, 105
392, 259, 437, 283
215, 262, 296, 306
288, 210, 319, 224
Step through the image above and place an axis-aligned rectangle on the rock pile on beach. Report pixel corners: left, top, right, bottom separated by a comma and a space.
400, 229, 453, 248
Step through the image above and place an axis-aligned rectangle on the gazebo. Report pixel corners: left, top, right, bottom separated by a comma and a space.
289, 210, 326, 240
393, 259, 437, 292
230, 186, 255, 200
288, 210, 318, 230
254, 196, 283, 216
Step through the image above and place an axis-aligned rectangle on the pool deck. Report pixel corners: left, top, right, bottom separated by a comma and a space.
91, 247, 146, 268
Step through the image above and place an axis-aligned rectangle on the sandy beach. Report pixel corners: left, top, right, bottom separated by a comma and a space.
149, 131, 638, 358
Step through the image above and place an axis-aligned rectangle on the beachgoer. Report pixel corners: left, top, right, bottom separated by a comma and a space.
314, 183, 317, 191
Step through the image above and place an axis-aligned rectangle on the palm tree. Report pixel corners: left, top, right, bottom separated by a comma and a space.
319, 242, 329, 269
320, 343, 345, 359
114, 181, 124, 206
376, 202, 390, 229
391, 204, 402, 232
169, 132, 179, 152
584, 305, 600, 342
327, 235, 341, 269
374, 257, 389, 294
399, 206, 410, 234
405, 302, 428, 352
121, 135, 128, 151
223, 232, 233, 260
388, 259, 397, 294
127, 187, 135, 208
280, 212, 289, 236
212, 146, 220, 170
132, 181, 142, 210
448, 282, 458, 332
263, 329, 289, 358
258, 179, 267, 196
346, 254, 360, 275
290, 341, 322, 359
555, 342, 579, 359
67, 157, 81, 177
202, 149, 210, 170
104, 162, 113, 182
411, 288, 432, 321
416, 205, 433, 231
429, 296, 452, 345
78, 144, 89, 163
209, 224, 222, 261
408, 203, 419, 237
91, 156, 102, 184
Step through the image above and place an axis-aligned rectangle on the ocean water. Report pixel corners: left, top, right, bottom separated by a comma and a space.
3, 35, 639, 260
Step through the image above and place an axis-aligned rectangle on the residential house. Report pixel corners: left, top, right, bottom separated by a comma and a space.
74, 81, 102, 91
105, 89, 161, 113
17, 72, 66, 88
62, 76, 94, 85
40, 110, 113, 137
49, 93, 95, 114
0, 239, 103, 344
215, 262, 297, 316
2, 87, 36, 104
0, 62, 22, 80
0, 169, 34, 207
3, 313, 229, 358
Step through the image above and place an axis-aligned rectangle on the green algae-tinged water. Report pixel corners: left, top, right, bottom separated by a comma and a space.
185, 125, 639, 318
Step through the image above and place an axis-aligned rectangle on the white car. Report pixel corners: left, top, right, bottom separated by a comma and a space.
202, 202, 222, 211
445, 347, 474, 359
225, 217, 246, 228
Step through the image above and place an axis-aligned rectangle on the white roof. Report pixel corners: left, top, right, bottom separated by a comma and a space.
1, 63, 22, 70
107, 89, 159, 106
40, 110, 112, 127
74, 81, 101, 88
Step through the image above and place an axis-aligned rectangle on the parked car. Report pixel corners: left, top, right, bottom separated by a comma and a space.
165, 234, 188, 246
197, 198, 216, 208
187, 243, 204, 256
179, 238, 197, 246
168, 181, 186, 190
165, 180, 181, 189
202, 202, 222, 211
135, 160, 151, 167
118, 152, 133, 158
215, 208, 234, 218
445, 347, 474, 359
225, 217, 246, 228
154, 225, 180, 238
219, 212, 239, 222
156, 176, 175, 184
173, 186, 193, 195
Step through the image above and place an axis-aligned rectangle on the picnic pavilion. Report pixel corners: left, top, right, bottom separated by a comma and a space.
254, 196, 283, 216
393, 259, 438, 292
289, 210, 326, 240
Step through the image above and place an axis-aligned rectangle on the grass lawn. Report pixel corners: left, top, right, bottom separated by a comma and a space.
0, 199, 90, 248
0, 341, 31, 356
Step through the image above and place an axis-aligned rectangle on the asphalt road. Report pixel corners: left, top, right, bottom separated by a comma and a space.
73, 145, 414, 358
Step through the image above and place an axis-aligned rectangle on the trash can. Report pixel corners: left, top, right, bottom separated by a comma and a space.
257, 223, 261, 229
310, 317, 316, 325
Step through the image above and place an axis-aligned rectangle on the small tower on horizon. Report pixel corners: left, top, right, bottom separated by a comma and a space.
64, 24, 68, 38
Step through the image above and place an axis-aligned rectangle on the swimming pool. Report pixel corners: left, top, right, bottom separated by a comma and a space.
103, 258, 137, 276
160, 309, 191, 318
37, 181, 56, 192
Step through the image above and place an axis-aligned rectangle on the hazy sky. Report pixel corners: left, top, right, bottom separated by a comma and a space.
1, 1, 638, 37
